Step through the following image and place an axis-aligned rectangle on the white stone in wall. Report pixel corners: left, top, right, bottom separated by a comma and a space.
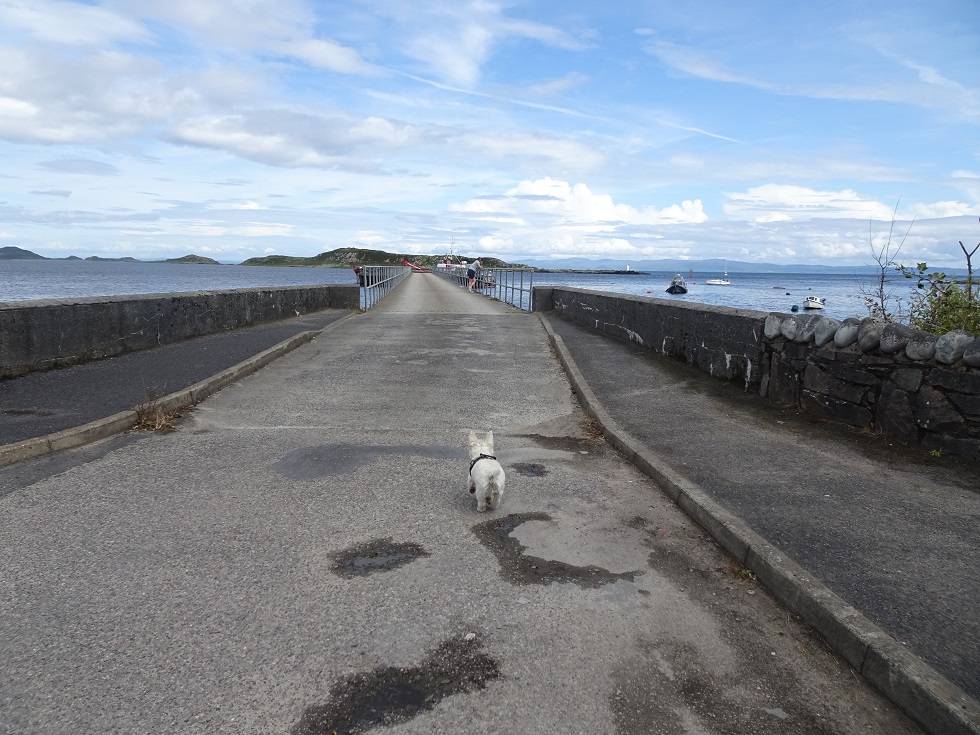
935, 329, 975, 364
834, 318, 861, 348
906, 332, 938, 361
857, 319, 884, 352
814, 317, 841, 347
880, 323, 916, 354
764, 314, 784, 339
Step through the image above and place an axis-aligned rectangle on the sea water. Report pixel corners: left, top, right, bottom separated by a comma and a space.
1, 260, 914, 321
0, 260, 357, 301
531, 271, 916, 321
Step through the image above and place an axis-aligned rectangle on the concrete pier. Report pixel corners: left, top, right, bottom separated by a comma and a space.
0, 273, 976, 734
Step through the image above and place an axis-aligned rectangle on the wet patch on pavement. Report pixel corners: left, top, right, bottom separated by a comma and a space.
516, 433, 605, 454
472, 512, 640, 588
330, 538, 430, 578
292, 633, 500, 735
510, 462, 548, 477
610, 639, 838, 735
273, 443, 462, 480
2, 408, 56, 417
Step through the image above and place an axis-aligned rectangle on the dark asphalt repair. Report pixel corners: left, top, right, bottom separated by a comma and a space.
291, 634, 500, 735
510, 461, 548, 477
274, 444, 461, 480
329, 538, 430, 578
473, 511, 641, 588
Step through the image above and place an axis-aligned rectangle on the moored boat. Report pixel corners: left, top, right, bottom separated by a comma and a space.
705, 262, 731, 285
803, 296, 826, 310
665, 274, 688, 294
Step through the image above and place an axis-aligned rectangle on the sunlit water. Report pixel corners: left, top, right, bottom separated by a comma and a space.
0, 260, 357, 301
1, 260, 915, 321
530, 271, 915, 320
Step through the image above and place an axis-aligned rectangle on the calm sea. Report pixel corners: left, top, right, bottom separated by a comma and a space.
0, 260, 357, 301
1, 260, 914, 321
530, 270, 915, 320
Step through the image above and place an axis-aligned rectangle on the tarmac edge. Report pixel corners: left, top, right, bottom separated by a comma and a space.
0, 313, 357, 468
538, 311, 980, 735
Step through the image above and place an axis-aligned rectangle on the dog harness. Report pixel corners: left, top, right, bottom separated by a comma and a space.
469, 453, 496, 475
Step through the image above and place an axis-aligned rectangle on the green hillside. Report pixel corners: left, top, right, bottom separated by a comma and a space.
240, 247, 518, 269
162, 254, 220, 264
0, 246, 46, 260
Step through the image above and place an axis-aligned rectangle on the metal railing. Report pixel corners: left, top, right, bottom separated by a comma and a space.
359, 266, 411, 310
431, 266, 534, 312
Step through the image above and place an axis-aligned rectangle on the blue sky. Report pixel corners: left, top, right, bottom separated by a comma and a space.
0, 0, 978, 266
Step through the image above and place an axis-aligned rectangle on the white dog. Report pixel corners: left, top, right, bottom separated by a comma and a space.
467, 430, 506, 512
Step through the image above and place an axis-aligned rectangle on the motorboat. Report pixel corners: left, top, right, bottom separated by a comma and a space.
704, 261, 730, 285
665, 274, 688, 294
803, 296, 826, 310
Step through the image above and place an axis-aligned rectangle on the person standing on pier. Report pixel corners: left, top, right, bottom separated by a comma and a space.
467, 257, 482, 291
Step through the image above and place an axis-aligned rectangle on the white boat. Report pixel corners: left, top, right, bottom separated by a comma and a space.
665, 274, 688, 294
803, 296, 826, 310
704, 262, 730, 286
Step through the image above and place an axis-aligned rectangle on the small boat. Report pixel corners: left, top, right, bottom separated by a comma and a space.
704, 261, 731, 286
665, 274, 688, 294
803, 296, 826, 310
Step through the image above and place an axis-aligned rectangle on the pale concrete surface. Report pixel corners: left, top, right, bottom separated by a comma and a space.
0, 274, 924, 734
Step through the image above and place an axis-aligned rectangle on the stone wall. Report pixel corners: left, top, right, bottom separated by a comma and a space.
0, 285, 359, 379
765, 313, 980, 460
535, 286, 980, 460
534, 287, 767, 387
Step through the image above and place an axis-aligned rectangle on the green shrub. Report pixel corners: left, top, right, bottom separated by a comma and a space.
901, 262, 980, 335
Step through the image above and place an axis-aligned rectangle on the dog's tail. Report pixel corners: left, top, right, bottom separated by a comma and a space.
487, 469, 505, 504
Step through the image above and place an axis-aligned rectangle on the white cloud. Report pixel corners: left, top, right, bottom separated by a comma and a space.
908, 201, 980, 219
0, 47, 191, 144
376, 0, 585, 87
723, 185, 895, 221
524, 72, 590, 98
0, 0, 150, 46
444, 178, 709, 260
274, 38, 376, 74
461, 133, 605, 170
457, 177, 708, 226
647, 37, 980, 121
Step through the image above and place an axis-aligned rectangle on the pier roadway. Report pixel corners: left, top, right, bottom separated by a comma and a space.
0, 272, 941, 734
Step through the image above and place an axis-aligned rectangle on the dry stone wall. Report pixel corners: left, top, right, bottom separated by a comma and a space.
536, 286, 980, 460
765, 313, 980, 459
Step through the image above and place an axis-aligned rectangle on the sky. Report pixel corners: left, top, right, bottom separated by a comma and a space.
0, 0, 978, 267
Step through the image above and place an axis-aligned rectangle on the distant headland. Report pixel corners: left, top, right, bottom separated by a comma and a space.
0, 246, 219, 265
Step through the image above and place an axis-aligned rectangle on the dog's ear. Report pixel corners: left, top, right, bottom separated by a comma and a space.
486, 431, 493, 445
468, 430, 477, 445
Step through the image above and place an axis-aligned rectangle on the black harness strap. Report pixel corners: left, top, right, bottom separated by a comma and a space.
469, 453, 497, 474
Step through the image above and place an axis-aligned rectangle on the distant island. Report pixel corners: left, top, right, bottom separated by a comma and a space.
239, 247, 523, 269
0, 246, 220, 265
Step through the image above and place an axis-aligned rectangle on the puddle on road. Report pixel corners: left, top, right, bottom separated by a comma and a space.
330, 538, 430, 578
292, 633, 500, 735
472, 512, 640, 588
